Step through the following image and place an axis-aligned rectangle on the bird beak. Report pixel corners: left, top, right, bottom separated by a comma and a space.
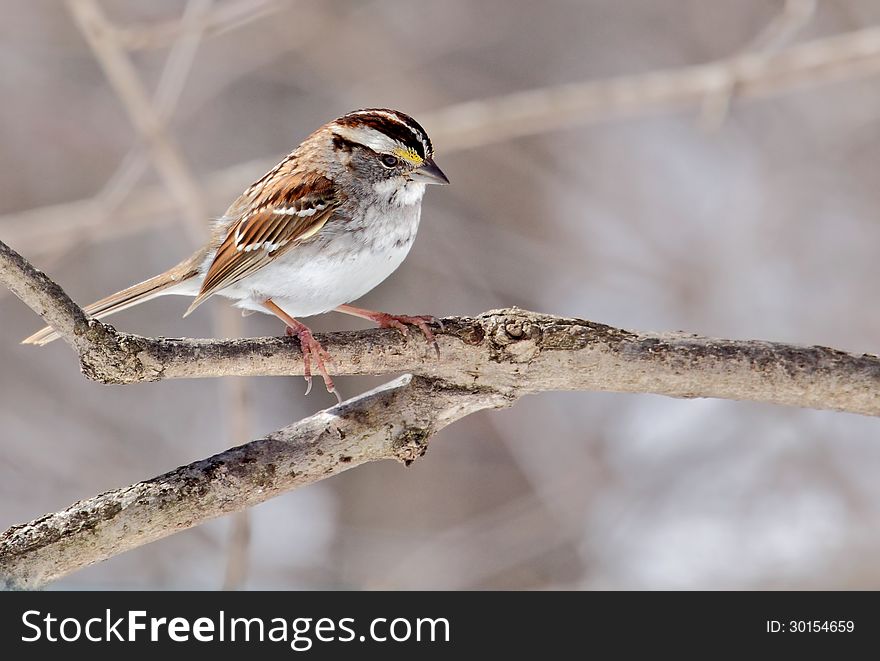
410, 158, 450, 185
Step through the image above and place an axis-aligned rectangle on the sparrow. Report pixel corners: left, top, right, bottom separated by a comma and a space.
24, 108, 450, 399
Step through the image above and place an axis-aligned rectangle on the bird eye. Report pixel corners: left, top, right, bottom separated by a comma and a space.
381, 154, 399, 168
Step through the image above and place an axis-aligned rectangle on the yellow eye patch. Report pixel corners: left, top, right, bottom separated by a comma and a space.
392, 147, 424, 165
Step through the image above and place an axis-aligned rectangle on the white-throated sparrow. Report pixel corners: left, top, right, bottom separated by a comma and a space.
24, 108, 449, 399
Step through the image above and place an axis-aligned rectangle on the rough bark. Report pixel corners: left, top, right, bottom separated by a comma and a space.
0, 375, 508, 589
2, 238, 879, 588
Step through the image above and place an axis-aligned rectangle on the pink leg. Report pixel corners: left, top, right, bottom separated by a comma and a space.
263, 299, 340, 402
335, 304, 442, 358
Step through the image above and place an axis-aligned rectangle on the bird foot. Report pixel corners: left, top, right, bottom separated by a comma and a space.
285, 324, 340, 402
370, 313, 442, 358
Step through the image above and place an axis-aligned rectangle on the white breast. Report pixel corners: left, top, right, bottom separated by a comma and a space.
217, 196, 423, 318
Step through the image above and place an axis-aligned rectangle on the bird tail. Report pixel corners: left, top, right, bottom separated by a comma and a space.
22, 260, 200, 346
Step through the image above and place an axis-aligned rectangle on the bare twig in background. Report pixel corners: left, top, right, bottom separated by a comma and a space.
8, 23, 880, 255
95, 0, 214, 219
377, 465, 591, 589
428, 22, 880, 151
68, 0, 257, 588
222, 511, 252, 590
216, 308, 254, 590
67, 0, 208, 242
116, 0, 283, 51
751, 0, 818, 52
1, 158, 257, 259
22, 0, 217, 284
699, 0, 817, 129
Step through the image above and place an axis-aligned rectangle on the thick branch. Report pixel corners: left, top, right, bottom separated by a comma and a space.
2, 239, 879, 416
0, 375, 509, 589
3, 238, 880, 587
0, 241, 91, 354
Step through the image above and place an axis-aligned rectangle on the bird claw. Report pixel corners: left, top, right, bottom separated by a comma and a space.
287, 325, 336, 397
374, 313, 441, 359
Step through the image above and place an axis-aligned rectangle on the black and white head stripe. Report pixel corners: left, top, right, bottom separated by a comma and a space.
332, 108, 433, 160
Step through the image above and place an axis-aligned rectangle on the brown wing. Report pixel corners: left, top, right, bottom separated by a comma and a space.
184, 170, 339, 316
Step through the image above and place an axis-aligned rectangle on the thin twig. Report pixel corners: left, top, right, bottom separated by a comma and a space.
44, 0, 215, 289
222, 511, 251, 590
81, 0, 256, 588
699, 0, 818, 130
427, 24, 880, 151
94, 0, 214, 218
116, 0, 282, 51
67, 0, 208, 243
216, 307, 253, 590
8, 24, 880, 254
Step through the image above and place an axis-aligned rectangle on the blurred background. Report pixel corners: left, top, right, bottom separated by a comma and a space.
2, 0, 880, 589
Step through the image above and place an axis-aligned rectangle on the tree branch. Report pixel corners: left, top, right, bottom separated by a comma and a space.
0, 240, 91, 355
2, 237, 879, 587
2, 239, 879, 414
0, 375, 510, 589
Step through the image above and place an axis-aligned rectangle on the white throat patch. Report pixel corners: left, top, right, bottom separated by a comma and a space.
373, 179, 426, 207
